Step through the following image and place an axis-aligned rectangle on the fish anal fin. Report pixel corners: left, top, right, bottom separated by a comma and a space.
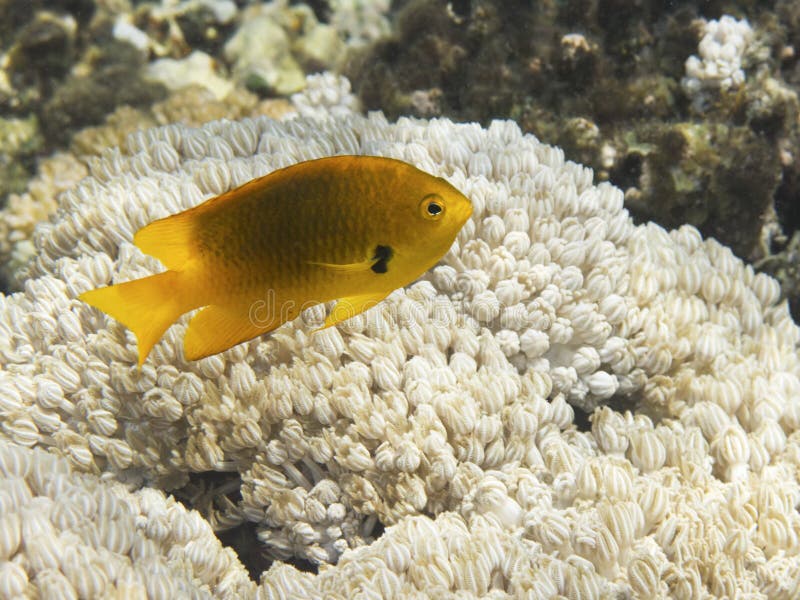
321, 292, 389, 329
134, 213, 196, 270
183, 304, 280, 361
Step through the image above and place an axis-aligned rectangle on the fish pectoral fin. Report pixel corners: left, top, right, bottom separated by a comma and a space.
319, 292, 389, 329
309, 258, 376, 273
184, 304, 280, 361
309, 245, 394, 275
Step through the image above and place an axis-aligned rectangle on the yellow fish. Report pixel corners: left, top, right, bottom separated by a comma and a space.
80, 155, 473, 365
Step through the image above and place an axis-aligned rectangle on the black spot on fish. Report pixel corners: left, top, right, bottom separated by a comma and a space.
371, 245, 393, 274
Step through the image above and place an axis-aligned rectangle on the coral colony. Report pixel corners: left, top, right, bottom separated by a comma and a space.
1, 74, 799, 597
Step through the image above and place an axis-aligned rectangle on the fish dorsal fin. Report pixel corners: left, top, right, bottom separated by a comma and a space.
133, 212, 196, 270
134, 176, 268, 270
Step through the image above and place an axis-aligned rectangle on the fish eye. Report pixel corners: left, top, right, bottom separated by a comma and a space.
419, 194, 445, 220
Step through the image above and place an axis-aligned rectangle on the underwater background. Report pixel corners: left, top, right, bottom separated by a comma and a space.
1, 1, 800, 598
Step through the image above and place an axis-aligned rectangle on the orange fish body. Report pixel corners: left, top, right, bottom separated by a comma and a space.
80, 156, 473, 365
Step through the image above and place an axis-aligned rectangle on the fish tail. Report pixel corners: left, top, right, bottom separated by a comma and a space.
80, 271, 194, 366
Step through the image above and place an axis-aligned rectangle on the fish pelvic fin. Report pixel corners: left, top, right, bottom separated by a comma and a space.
133, 212, 196, 270
318, 292, 390, 330
80, 270, 194, 366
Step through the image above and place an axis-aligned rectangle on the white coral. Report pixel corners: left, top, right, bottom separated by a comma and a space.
1, 74, 800, 595
0, 437, 254, 598
291, 72, 362, 120
328, 0, 391, 46
682, 15, 755, 109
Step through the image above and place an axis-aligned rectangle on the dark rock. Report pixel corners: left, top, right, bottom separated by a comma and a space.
40, 41, 167, 147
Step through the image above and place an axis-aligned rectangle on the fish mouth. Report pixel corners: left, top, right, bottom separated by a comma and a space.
458, 197, 474, 223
